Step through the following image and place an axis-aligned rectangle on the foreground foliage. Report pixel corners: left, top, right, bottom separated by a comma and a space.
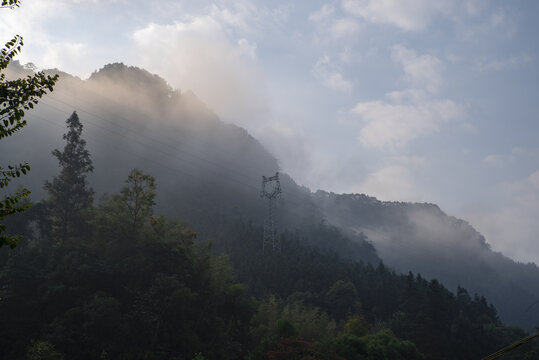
0, 0, 58, 248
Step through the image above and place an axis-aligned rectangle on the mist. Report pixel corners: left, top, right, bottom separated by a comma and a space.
3, 2, 539, 359
3, 62, 279, 220
313, 190, 539, 329
4, 58, 539, 333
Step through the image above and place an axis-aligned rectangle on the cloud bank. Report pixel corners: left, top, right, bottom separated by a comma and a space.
131, 14, 267, 125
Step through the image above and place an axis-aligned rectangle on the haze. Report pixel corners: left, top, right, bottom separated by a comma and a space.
2, 0, 539, 264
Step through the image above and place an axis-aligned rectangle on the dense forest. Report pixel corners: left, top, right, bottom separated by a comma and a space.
1, 113, 538, 359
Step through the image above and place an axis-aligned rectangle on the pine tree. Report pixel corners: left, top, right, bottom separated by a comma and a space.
44, 111, 93, 242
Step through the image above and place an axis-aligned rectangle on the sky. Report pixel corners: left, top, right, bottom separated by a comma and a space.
2, 0, 539, 264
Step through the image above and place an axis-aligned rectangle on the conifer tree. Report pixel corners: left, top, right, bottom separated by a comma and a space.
44, 111, 93, 242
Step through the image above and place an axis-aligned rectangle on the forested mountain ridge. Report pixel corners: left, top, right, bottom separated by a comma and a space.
2, 62, 538, 333
313, 191, 539, 329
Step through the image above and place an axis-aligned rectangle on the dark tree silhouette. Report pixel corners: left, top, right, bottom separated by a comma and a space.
44, 111, 93, 242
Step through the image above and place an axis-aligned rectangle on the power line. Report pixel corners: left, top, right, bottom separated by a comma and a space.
8, 66, 334, 212
11, 66, 419, 258
25, 102, 424, 260
12, 65, 273, 186
480, 332, 539, 360
36, 92, 317, 210
40, 96, 264, 191
24, 111, 323, 231
35, 94, 321, 210
26, 98, 468, 264
49, 89, 266, 183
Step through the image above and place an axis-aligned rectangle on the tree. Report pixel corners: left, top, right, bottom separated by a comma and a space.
44, 111, 93, 242
96, 168, 156, 241
327, 330, 424, 360
326, 280, 359, 320
26, 340, 65, 360
120, 168, 156, 229
0, 0, 58, 248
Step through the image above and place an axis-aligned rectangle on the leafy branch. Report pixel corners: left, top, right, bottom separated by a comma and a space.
0, 2, 59, 248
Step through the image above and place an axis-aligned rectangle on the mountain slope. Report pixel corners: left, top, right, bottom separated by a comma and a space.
314, 191, 539, 329
3, 62, 538, 329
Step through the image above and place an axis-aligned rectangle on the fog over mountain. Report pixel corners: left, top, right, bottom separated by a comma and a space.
3, 62, 538, 329
3, 0, 539, 269
315, 191, 539, 329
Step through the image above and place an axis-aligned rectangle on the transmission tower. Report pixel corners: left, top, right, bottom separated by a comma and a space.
260, 172, 282, 253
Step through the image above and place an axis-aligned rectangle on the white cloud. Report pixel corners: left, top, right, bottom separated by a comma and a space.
41, 41, 88, 69
505, 170, 539, 209
255, 119, 319, 189
385, 88, 427, 103
484, 154, 511, 167
349, 44, 462, 151
339, 47, 354, 63
465, 147, 539, 264
352, 97, 462, 150
313, 55, 353, 92
131, 15, 266, 124
329, 18, 360, 38
308, 3, 335, 22
209, 1, 291, 34
353, 165, 422, 202
466, 170, 539, 264
463, 0, 488, 17
458, 7, 516, 41
237, 38, 257, 59
529, 171, 539, 189
483, 148, 539, 167
475, 53, 533, 72
1, 1, 61, 43
209, 2, 254, 32
0, 0, 101, 76
69, 0, 124, 4
308, 3, 359, 41
324, 72, 352, 92
341, 0, 510, 41
392, 44, 444, 93
342, 0, 452, 31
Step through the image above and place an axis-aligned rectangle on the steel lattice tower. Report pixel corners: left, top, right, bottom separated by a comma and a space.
260, 172, 282, 253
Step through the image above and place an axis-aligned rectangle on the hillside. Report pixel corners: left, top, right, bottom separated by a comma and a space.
2, 62, 538, 330
3, 200, 535, 359
314, 191, 539, 329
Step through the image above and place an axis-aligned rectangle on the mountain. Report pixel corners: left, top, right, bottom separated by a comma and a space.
314, 191, 539, 329
3, 62, 538, 329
